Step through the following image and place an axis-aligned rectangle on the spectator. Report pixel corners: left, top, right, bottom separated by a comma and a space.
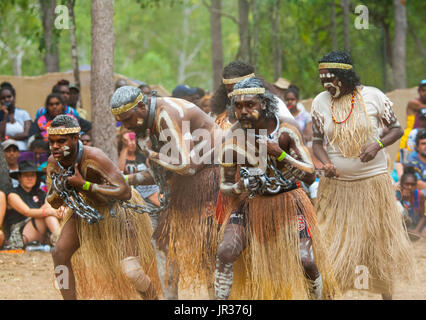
80, 132, 93, 146
69, 84, 87, 119
0, 82, 32, 151
399, 79, 426, 158
284, 87, 312, 144
172, 84, 198, 102
407, 108, 426, 152
117, 129, 160, 207
2, 160, 61, 250
405, 129, 426, 196
52, 79, 71, 106
0, 190, 5, 248
30, 93, 92, 141
19, 135, 49, 172
198, 94, 212, 115
115, 78, 129, 89
396, 166, 426, 238
138, 83, 152, 97
2, 139, 20, 188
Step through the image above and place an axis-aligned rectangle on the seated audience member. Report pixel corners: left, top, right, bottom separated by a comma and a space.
30, 93, 92, 141
0, 82, 32, 150
405, 129, 426, 196
284, 87, 312, 144
396, 166, 426, 238
80, 132, 93, 146
0, 190, 5, 248
199, 94, 212, 115
19, 135, 49, 172
2, 139, 20, 187
407, 108, 426, 152
117, 129, 160, 207
399, 79, 426, 159
2, 161, 61, 250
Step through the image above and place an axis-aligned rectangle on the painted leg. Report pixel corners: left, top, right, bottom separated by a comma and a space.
300, 237, 322, 300
214, 223, 246, 300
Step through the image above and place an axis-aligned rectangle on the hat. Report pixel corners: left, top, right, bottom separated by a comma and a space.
10, 160, 44, 180
172, 85, 198, 98
419, 108, 426, 119
420, 79, 426, 87
1, 139, 19, 151
273, 78, 291, 90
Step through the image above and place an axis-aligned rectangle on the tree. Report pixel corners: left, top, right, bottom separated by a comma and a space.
208, 0, 224, 91
68, 0, 81, 93
392, 0, 407, 89
91, 0, 117, 162
331, 0, 338, 51
340, 0, 351, 53
236, 0, 250, 62
39, 0, 60, 72
271, 0, 281, 81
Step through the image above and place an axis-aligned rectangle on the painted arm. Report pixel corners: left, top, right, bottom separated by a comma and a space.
126, 169, 155, 186
219, 164, 243, 196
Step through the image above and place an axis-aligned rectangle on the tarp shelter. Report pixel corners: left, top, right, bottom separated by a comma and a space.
0, 70, 170, 121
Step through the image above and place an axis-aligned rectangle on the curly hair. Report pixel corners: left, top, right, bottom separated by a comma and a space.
230, 77, 278, 120
51, 114, 80, 129
318, 51, 361, 90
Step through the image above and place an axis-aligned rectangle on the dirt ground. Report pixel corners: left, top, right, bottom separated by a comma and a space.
0, 239, 425, 300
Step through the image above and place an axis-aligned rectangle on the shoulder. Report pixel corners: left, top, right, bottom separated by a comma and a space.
311, 91, 330, 111
15, 107, 30, 118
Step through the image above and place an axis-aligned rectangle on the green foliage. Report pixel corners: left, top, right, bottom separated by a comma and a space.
0, 0, 424, 98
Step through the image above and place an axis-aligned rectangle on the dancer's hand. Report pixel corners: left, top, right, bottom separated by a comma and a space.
322, 163, 339, 178
66, 163, 85, 188
138, 129, 154, 157
359, 142, 381, 162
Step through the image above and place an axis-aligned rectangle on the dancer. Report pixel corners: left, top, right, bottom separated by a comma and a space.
311, 51, 414, 299
46, 115, 160, 299
110, 86, 221, 299
215, 77, 336, 300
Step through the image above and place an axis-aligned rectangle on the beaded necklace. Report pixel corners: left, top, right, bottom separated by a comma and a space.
331, 88, 356, 124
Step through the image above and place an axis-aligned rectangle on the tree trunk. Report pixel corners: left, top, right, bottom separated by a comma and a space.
250, 0, 259, 69
272, 0, 282, 81
209, 0, 224, 91
408, 22, 426, 61
68, 0, 82, 96
0, 147, 12, 193
331, 0, 338, 51
236, 0, 250, 62
91, 0, 117, 163
340, 0, 350, 53
392, 0, 407, 89
39, 0, 60, 73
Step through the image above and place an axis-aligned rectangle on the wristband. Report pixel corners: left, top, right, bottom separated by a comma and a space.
277, 150, 287, 162
82, 180, 91, 191
376, 139, 384, 149
123, 175, 129, 184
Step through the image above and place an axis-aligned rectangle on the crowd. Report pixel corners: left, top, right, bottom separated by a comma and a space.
0, 55, 424, 301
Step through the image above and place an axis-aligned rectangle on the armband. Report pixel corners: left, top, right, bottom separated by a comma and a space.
82, 181, 91, 191
277, 151, 287, 162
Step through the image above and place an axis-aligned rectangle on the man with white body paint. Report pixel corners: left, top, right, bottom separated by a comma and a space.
46, 115, 160, 300
215, 77, 336, 300
110, 86, 222, 299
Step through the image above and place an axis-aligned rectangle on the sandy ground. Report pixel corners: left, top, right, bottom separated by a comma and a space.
0, 238, 425, 300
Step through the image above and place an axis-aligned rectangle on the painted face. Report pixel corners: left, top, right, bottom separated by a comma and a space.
319, 69, 342, 98
48, 130, 78, 161
0, 88, 15, 109
115, 104, 147, 138
18, 172, 37, 191
233, 94, 262, 129
47, 97, 64, 118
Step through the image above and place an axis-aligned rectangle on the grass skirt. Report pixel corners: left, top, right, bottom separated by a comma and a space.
153, 166, 220, 288
223, 188, 337, 300
315, 173, 415, 294
60, 188, 161, 299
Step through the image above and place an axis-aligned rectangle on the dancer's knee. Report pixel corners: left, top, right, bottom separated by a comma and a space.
217, 242, 240, 265
121, 256, 151, 293
301, 255, 319, 279
52, 244, 72, 266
